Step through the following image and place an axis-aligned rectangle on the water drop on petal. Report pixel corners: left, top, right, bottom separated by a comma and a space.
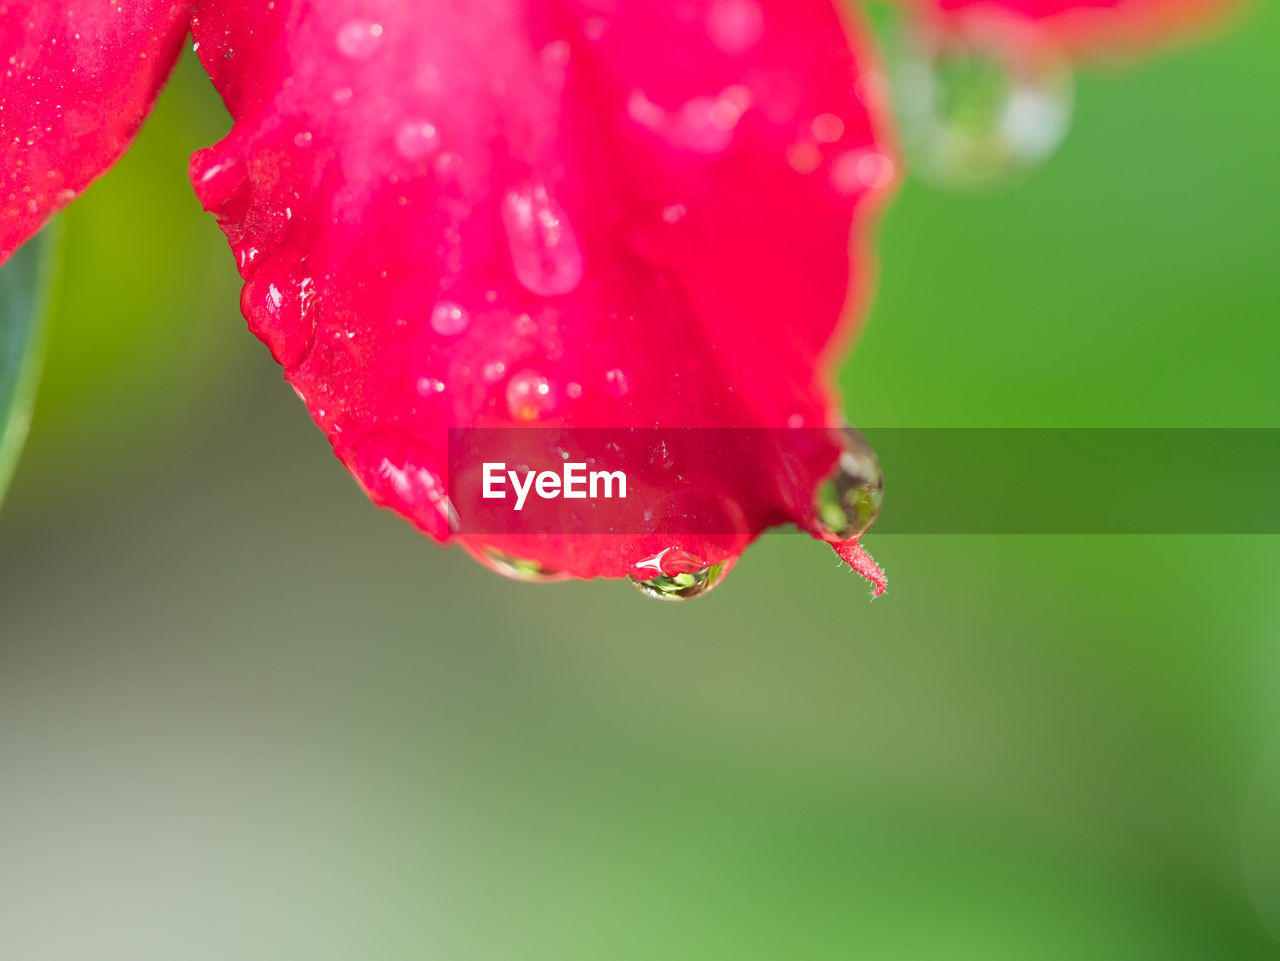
506, 369, 555, 422
501, 183, 584, 296
429, 300, 468, 336
395, 120, 439, 159
707, 0, 764, 56
240, 247, 317, 367
336, 19, 384, 60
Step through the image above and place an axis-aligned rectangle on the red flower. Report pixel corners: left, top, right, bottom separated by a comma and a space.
3, 0, 898, 596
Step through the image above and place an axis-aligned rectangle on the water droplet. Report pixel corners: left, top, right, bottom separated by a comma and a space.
628, 86, 751, 154
501, 183, 584, 296
336, 19, 384, 60
707, 0, 764, 55
292, 130, 313, 148
190, 151, 250, 222
506, 369, 554, 422
661, 203, 687, 224
603, 368, 630, 398
630, 552, 735, 602
429, 300, 468, 336
395, 120, 439, 160
565, 381, 583, 399
240, 247, 316, 366
787, 141, 822, 175
891, 24, 1072, 188
483, 361, 507, 383
478, 548, 568, 583
811, 113, 845, 144
332, 86, 354, 106
813, 425, 884, 539
350, 432, 457, 539
415, 376, 446, 395
830, 149, 896, 195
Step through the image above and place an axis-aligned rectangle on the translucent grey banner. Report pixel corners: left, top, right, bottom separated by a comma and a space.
447, 428, 1280, 535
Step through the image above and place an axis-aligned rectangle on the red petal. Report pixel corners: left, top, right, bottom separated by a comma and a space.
189, 0, 895, 585
914, 0, 1236, 60
0, 1, 192, 263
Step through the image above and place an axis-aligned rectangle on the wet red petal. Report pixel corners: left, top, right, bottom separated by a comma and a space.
913, 0, 1236, 60
190, 0, 895, 584
0, 1, 192, 263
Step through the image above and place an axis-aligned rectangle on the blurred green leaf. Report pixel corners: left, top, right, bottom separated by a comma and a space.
0, 225, 59, 507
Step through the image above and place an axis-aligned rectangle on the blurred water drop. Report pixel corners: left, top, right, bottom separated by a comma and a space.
813, 425, 884, 539
336, 20, 384, 60
501, 183, 584, 296
395, 120, 439, 160
429, 300, 468, 336
707, 0, 764, 55
891, 22, 1073, 188
506, 369, 554, 422
479, 548, 568, 583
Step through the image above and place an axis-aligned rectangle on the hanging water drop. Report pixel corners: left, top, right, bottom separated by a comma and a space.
630, 556, 734, 602
813, 425, 884, 540
890, 21, 1072, 188
479, 548, 568, 583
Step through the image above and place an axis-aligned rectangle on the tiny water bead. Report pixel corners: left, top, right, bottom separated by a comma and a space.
501, 183, 584, 296
814, 426, 884, 540
891, 23, 1073, 188
479, 548, 569, 583
629, 558, 734, 602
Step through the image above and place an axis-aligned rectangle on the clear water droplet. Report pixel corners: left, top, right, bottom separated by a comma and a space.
506, 369, 555, 422
395, 120, 439, 159
429, 300, 468, 336
479, 548, 567, 583
501, 183, 584, 296
814, 425, 884, 539
630, 554, 734, 602
336, 19, 384, 60
891, 23, 1073, 188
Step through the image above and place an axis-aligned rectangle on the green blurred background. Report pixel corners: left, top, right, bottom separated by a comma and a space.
2, 3, 1279, 957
